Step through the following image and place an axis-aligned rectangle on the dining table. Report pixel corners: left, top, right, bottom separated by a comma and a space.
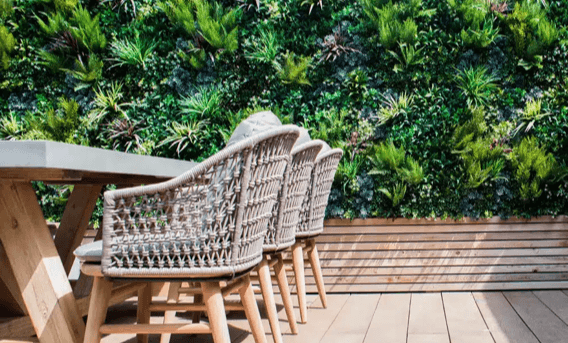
0, 140, 197, 342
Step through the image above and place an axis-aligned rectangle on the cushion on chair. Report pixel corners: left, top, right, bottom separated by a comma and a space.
293, 127, 312, 147
74, 240, 103, 263
226, 111, 282, 146
319, 141, 331, 154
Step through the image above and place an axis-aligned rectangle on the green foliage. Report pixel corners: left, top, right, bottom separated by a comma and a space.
448, 0, 490, 28
0, 113, 22, 140
158, 0, 197, 36
180, 85, 224, 119
509, 136, 558, 200
369, 141, 424, 206
452, 106, 487, 152
343, 69, 368, 100
158, 120, 208, 156
62, 56, 104, 89
50, 0, 78, 12
513, 99, 551, 136
195, 0, 240, 53
89, 82, 129, 124
0, 24, 14, 70
309, 108, 350, 148
274, 51, 312, 86
70, 6, 107, 52
37, 50, 67, 72
388, 43, 424, 72
245, 26, 280, 64
110, 36, 157, 69
376, 92, 414, 125
26, 97, 81, 143
0, 0, 13, 20
454, 66, 499, 107
502, 0, 557, 63
461, 18, 499, 49
36, 11, 69, 36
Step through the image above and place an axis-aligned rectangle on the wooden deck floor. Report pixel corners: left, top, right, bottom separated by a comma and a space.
101, 290, 568, 343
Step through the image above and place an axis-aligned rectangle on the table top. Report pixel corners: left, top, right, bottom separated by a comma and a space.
0, 141, 198, 184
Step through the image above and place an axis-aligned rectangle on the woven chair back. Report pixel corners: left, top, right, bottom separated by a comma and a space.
101, 126, 300, 278
263, 140, 324, 252
296, 148, 343, 239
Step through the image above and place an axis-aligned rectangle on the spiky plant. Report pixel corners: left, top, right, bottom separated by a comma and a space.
0, 113, 23, 140
158, 120, 208, 156
109, 36, 157, 69
36, 11, 69, 36
319, 26, 360, 62
274, 51, 312, 86
180, 85, 224, 118
158, 0, 197, 36
105, 119, 146, 153
69, 5, 107, 52
455, 66, 499, 107
62, 55, 103, 89
513, 99, 551, 136
26, 97, 81, 143
245, 26, 280, 64
0, 0, 14, 20
89, 82, 129, 124
195, 0, 240, 53
375, 92, 414, 125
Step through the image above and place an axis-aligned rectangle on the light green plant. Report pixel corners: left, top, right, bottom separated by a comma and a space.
245, 26, 280, 64
513, 99, 551, 136
109, 36, 157, 69
178, 43, 207, 69
62, 56, 104, 89
158, 0, 197, 36
50, 0, 78, 12
36, 11, 69, 36
379, 182, 406, 206
274, 51, 312, 86
376, 92, 414, 125
309, 108, 349, 147
0, 0, 13, 20
26, 97, 81, 143
0, 113, 22, 140
195, 0, 240, 53
70, 6, 107, 52
89, 82, 129, 124
448, 0, 490, 28
509, 136, 558, 200
37, 50, 67, 71
388, 42, 424, 72
180, 85, 224, 118
501, 0, 557, 65
461, 138, 505, 188
452, 106, 487, 152
369, 141, 406, 172
461, 18, 500, 49
455, 66, 499, 107
158, 120, 208, 156
0, 24, 14, 70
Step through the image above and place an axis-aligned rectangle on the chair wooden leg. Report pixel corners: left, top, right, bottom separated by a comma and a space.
192, 283, 203, 324
307, 239, 327, 308
84, 276, 113, 343
258, 257, 283, 343
160, 282, 182, 343
137, 283, 152, 343
292, 242, 307, 324
239, 275, 267, 343
202, 281, 230, 343
274, 253, 298, 334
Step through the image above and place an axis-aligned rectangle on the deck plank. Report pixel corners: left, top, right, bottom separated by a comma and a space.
283, 294, 350, 343
363, 293, 410, 343
442, 293, 494, 343
503, 291, 568, 343
407, 293, 450, 343
473, 292, 539, 343
319, 294, 380, 343
533, 291, 568, 325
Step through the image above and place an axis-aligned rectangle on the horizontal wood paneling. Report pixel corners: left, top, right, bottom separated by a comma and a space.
291, 217, 568, 292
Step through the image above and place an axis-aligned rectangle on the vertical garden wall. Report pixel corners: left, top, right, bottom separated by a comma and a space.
1, 0, 567, 221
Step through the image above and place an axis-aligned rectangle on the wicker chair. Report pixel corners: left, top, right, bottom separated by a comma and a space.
78, 126, 300, 343
290, 147, 343, 324
160, 140, 324, 343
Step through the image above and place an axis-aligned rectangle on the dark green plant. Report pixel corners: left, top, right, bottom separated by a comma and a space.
0, 0, 13, 20
62, 55, 104, 89
37, 49, 67, 71
70, 5, 107, 52
388, 42, 424, 72
309, 108, 350, 147
26, 97, 81, 143
102, 0, 137, 18
343, 69, 368, 100
461, 18, 500, 49
0, 24, 14, 70
501, 0, 557, 65
454, 66, 499, 107
509, 136, 558, 200
36, 11, 69, 36
48, 0, 78, 12
180, 85, 224, 119
274, 51, 312, 86
109, 36, 157, 69
301, 0, 323, 14
158, 120, 208, 156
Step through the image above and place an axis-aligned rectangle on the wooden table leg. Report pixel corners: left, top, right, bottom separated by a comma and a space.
54, 184, 103, 274
0, 181, 85, 343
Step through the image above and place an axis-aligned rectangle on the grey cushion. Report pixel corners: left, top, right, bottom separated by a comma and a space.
294, 127, 312, 147
227, 111, 282, 146
74, 240, 103, 262
320, 141, 331, 154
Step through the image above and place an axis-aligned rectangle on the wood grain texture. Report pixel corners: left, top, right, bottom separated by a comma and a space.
306, 219, 568, 292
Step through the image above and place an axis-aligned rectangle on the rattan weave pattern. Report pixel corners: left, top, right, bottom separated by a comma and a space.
263, 140, 324, 252
101, 126, 300, 278
296, 148, 343, 239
